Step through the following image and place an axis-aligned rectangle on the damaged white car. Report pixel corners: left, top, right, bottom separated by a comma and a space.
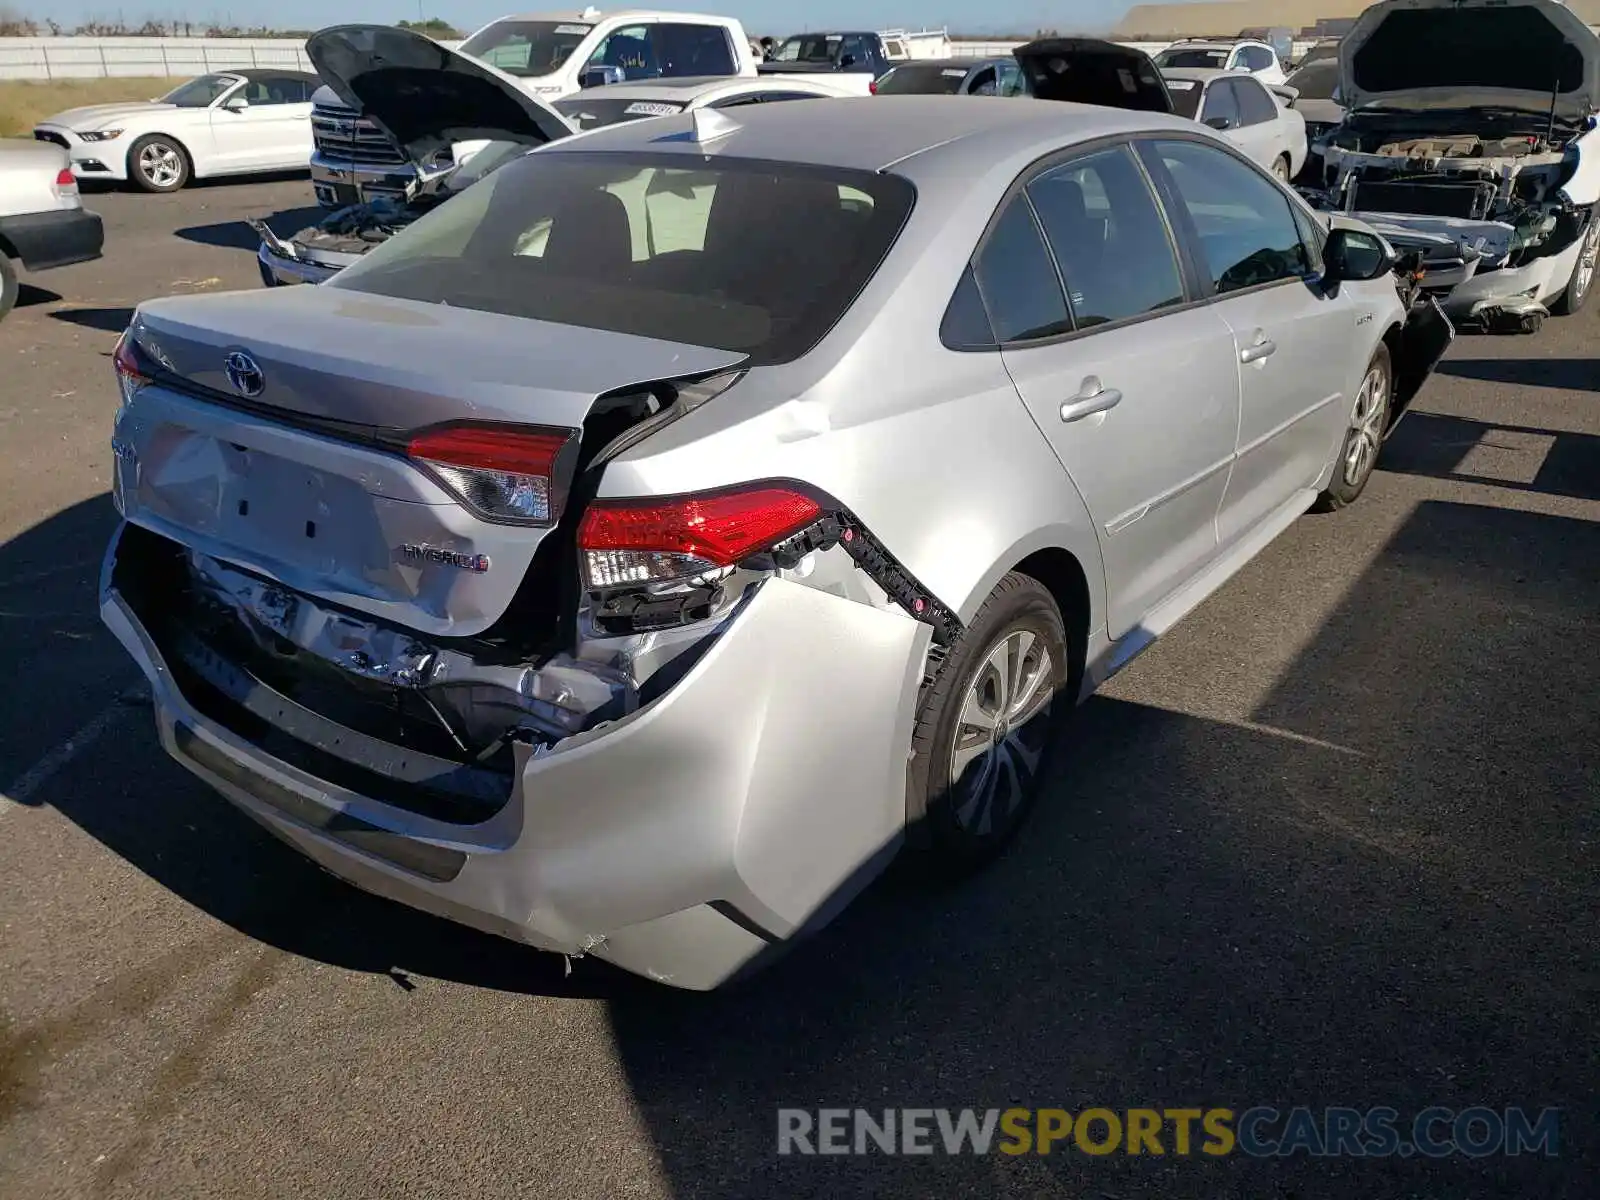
1308, 0, 1600, 331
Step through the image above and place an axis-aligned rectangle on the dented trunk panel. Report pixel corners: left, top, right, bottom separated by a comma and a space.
112, 386, 552, 638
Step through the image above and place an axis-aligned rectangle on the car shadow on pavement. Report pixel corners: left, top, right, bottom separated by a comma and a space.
175, 205, 326, 253
48, 306, 136, 333
16, 284, 62, 308
598, 499, 1598, 1199
1435, 357, 1600, 392
1381, 411, 1600, 502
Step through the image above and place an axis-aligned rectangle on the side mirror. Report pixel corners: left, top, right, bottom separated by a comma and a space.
1204, 115, 1233, 130
579, 65, 625, 88
839, 53, 857, 69
1323, 227, 1396, 285
223, 98, 249, 111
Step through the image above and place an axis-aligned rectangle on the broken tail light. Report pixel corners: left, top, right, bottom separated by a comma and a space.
406, 424, 576, 525
578, 486, 822, 588
113, 329, 151, 406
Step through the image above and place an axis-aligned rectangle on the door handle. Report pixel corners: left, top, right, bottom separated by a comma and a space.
1060, 377, 1123, 423
1240, 338, 1277, 364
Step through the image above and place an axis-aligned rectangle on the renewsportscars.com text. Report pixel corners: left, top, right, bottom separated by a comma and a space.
776, 1106, 1561, 1158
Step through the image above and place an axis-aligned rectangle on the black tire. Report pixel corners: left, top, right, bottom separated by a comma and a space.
1549, 212, 1598, 316
0, 255, 17, 323
904, 573, 1072, 877
1314, 342, 1392, 512
127, 134, 191, 193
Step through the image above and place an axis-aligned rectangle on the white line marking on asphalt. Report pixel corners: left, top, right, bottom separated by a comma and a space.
0, 685, 149, 815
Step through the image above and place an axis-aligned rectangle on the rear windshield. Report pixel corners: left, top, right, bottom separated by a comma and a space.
1285, 60, 1338, 100
328, 152, 915, 366
553, 96, 687, 131
876, 64, 968, 95
1157, 48, 1229, 69
1163, 77, 1203, 118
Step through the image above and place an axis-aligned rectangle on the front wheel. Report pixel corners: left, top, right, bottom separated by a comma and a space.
1549, 213, 1599, 316
1314, 343, 1392, 512
128, 135, 190, 192
905, 573, 1071, 877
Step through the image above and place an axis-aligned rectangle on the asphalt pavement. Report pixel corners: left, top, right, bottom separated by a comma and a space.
0, 174, 1595, 1199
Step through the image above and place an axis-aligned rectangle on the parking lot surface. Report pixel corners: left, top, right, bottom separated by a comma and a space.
1, 176, 1596, 1199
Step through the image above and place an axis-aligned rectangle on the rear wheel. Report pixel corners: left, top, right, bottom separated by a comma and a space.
128, 135, 190, 192
905, 573, 1071, 877
1271, 154, 1291, 182
0, 255, 17, 323
1550, 212, 1599, 316
1314, 343, 1392, 512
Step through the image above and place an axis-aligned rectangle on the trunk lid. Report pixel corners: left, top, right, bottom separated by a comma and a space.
116, 286, 746, 639
1339, 0, 1600, 119
1012, 37, 1176, 113
306, 24, 575, 169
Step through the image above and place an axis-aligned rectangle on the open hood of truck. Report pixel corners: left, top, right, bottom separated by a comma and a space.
1339, 0, 1600, 119
307, 24, 575, 166
1012, 37, 1175, 113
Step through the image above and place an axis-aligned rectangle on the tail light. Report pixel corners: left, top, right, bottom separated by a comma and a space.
869, 80, 878, 94
112, 329, 151, 405
406, 424, 575, 525
578, 486, 821, 588
55, 167, 77, 189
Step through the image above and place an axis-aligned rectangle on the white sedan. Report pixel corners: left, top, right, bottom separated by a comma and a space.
1161, 68, 1307, 182
32, 69, 319, 193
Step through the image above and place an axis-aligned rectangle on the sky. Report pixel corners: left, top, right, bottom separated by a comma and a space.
26, 0, 1147, 37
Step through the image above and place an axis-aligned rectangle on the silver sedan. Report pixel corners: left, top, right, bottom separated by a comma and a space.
102, 97, 1448, 990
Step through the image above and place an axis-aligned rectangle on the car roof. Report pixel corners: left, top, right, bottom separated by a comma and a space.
1167, 38, 1262, 48
232, 68, 319, 82
543, 93, 1200, 173
1160, 67, 1233, 83
496, 9, 736, 22
886, 58, 1001, 71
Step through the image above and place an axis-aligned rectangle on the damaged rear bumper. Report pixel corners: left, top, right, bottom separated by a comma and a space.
101, 522, 929, 990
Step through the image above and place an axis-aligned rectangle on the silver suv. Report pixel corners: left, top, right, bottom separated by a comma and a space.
102, 94, 1449, 989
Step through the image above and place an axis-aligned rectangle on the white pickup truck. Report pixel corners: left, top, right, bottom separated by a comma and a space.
308, 8, 757, 207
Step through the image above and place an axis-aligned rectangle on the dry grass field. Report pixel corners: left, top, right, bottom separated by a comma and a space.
0, 78, 178, 136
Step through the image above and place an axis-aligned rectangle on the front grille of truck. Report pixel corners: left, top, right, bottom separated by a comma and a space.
311, 101, 408, 168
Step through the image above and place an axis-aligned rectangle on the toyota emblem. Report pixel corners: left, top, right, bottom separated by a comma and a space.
224, 350, 264, 397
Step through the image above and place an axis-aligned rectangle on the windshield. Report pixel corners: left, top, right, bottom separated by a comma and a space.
552, 96, 686, 131
875, 64, 968, 95
459, 19, 593, 77
771, 35, 843, 64
1285, 60, 1338, 100
1162, 77, 1203, 118
160, 74, 240, 107
329, 152, 915, 366
1156, 48, 1229, 69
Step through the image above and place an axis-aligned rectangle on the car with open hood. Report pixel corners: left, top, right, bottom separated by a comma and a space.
1309, 0, 1600, 331
106, 95, 1449, 990
309, 11, 757, 208
258, 25, 576, 286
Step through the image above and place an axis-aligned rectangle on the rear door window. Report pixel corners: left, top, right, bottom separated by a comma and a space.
1027, 145, 1185, 329
329, 153, 915, 366
1235, 77, 1277, 125
655, 23, 735, 77
970, 196, 1072, 343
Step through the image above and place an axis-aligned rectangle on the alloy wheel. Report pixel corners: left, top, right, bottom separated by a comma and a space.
1343, 363, 1389, 488
948, 629, 1055, 836
139, 142, 183, 189
1574, 219, 1599, 304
